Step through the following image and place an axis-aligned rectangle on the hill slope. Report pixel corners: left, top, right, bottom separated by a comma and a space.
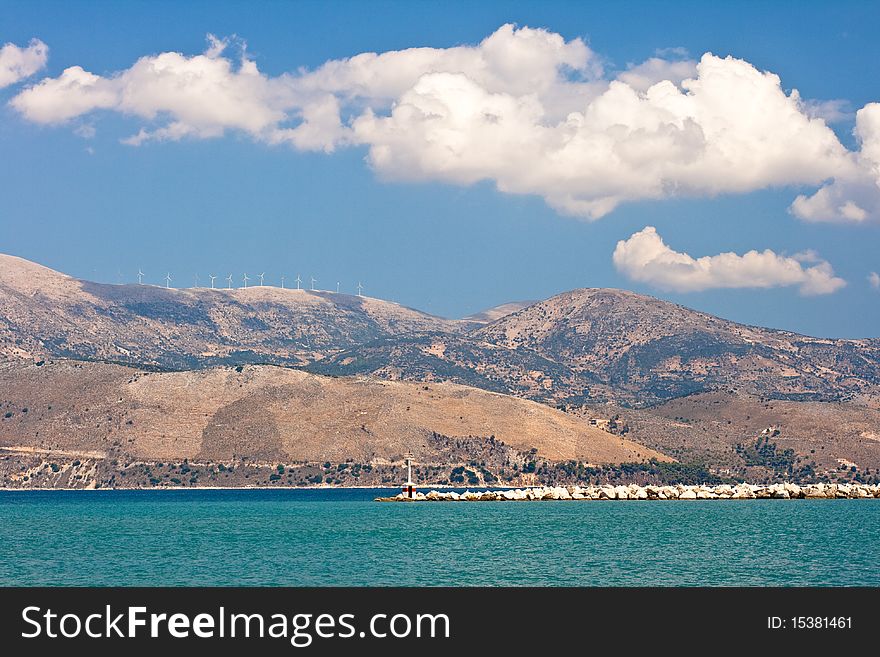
304, 289, 880, 405
305, 332, 596, 402
0, 254, 462, 368
0, 359, 666, 480
475, 288, 880, 404
2, 255, 879, 406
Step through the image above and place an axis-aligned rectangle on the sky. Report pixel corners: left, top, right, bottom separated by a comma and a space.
1, 0, 879, 337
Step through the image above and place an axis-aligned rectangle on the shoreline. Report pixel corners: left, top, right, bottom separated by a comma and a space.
378, 482, 880, 501
0, 483, 510, 492
4, 482, 879, 499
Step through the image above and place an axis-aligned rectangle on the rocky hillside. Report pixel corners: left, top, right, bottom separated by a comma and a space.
0, 359, 667, 489
306, 332, 597, 403
2, 254, 879, 406
306, 289, 880, 406
568, 390, 880, 480
474, 288, 880, 405
0, 254, 461, 369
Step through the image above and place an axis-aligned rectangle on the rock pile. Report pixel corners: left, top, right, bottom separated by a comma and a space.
376, 482, 880, 502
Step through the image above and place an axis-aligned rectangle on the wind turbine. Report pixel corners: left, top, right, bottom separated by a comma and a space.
194, 273, 200, 288
336, 281, 340, 293
165, 273, 172, 289
242, 273, 250, 289
259, 272, 265, 286
280, 275, 285, 289
137, 269, 144, 285
357, 282, 364, 297
209, 274, 217, 289
295, 275, 302, 290
310, 276, 317, 291
226, 274, 233, 289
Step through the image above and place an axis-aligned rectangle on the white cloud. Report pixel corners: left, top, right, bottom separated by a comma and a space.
613, 226, 846, 296
8, 26, 880, 221
790, 103, 880, 223
869, 272, 880, 289
12, 38, 287, 141
0, 38, 48, 88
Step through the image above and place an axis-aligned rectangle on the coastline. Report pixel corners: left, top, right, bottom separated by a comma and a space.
0, 484, 397, 492
5, 481, 880, 499
0, 483, 503, 492
378, 482, 880, 501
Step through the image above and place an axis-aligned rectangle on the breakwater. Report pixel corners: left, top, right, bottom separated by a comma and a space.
377, 482, 880, 501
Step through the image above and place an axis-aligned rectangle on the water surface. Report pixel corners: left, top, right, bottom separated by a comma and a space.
1, 489, 876, 586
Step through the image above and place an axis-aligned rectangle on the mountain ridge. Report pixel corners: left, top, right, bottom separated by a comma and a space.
0, 253, 465, 368
2, 253, 880, 484
0, 358, 670, 489
2, 253, 879, 406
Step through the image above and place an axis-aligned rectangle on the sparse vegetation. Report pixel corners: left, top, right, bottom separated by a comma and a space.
1, 270, 879, 489
736, 436, 797, 471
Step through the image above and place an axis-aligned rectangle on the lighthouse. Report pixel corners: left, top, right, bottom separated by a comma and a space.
402, 453, 416, 498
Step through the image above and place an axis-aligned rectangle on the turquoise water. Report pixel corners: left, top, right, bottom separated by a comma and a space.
1, 489, 877, 586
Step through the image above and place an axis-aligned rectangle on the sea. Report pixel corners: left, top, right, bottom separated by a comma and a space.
1, 489, 877, 586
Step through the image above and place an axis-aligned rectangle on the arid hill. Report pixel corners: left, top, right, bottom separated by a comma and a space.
3, 254, 879, 407
4, 254, 880, 487
474, 288, 880, 405
0, 254, 461, 368
307, 288, 880, 406
0, 359, 664, 469
569, 391, 880, 480
306, 332, 596, 403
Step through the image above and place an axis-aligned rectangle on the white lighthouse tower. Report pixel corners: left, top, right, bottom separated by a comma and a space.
402, 453, 416, 498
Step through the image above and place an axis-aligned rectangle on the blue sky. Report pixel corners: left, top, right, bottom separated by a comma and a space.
1, 0, 878, 337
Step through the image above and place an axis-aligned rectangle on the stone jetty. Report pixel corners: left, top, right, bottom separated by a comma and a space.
376, 482, 880, 502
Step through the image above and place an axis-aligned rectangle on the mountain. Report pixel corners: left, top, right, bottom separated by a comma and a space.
571, 390, 880, 480
2, 254, 879, 407
0, 254, 462, 368
2, 254, 879, 485
0, 359, 667, 489
305, 332, 596, 403
474, 288, 880, 405
306, 288, 880, 406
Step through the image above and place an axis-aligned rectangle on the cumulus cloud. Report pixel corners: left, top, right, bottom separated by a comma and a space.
613, 226, 846, 296
790, 103, 880, 223
8, 26, 880, 221
12, 37, 285, 142
869, 271, 880, 289
350, 50, 852, 219
0, 38, 48, 88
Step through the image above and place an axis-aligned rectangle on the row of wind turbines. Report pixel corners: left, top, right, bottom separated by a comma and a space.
136, 269, 364, 296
